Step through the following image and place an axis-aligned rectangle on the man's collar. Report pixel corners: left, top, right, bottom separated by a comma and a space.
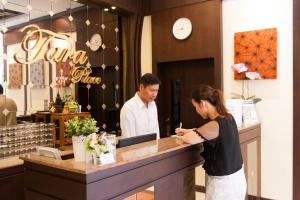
134, 93, 154, 108
135, 93, 145, 108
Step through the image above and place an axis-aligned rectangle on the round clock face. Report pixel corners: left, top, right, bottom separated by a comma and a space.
172, 17, 192, 40
90, 33, 102, 51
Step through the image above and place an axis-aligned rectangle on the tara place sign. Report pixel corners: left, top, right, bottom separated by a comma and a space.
13, 25, 101, 85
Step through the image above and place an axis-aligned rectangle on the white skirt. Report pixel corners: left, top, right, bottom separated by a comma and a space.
205, 167, 247, 200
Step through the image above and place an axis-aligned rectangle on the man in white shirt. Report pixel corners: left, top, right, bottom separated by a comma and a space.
120, 73, 161, 139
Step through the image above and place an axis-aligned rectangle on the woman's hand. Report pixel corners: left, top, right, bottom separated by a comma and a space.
175, 128, 191, 136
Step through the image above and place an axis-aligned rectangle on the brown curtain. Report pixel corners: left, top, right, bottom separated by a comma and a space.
121, 14, 143, 102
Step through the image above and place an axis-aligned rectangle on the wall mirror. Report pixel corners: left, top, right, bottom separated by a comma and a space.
0, 0, 123, 134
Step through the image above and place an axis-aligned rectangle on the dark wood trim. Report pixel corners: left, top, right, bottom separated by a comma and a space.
247, 196, 273, 200
294, 0, 300, 199
0, 165, 24, 200
149, 0, 213, 14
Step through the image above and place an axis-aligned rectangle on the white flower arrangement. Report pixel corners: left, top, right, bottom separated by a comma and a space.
231, 63, 262, 103
232, 63, 261, 80
86, 132, 109, 156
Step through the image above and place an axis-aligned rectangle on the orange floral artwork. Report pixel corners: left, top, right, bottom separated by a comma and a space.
234, 28, 277, 80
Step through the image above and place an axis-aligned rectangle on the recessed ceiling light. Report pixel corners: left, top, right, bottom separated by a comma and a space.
104, 8, 109, 12
111, 6, 116, 10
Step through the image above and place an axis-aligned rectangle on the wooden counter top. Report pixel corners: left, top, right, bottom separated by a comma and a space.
0, 145, 73, 170
20, 137, 192, 175
0, 156, 24, 170
1, 123, 260, 171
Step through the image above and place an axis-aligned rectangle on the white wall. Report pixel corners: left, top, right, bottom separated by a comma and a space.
222, 0, 293, 199
0, 33, 3, 83
6, 43, 26, 116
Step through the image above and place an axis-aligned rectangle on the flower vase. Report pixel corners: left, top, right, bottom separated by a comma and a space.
72, 135, 87, 162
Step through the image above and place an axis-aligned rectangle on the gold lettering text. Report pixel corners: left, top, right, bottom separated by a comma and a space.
70, 66, 101, 85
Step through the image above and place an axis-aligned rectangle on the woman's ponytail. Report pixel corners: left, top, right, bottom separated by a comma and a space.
191, 85, 231, 119
213, 89, 231, 119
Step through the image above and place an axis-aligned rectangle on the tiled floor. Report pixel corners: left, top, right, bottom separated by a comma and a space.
124, 192, 154, 200
123, 191, 205, 200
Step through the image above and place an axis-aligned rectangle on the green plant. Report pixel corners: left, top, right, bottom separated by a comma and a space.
63, 94, 72, 103
64, 117, 99, 137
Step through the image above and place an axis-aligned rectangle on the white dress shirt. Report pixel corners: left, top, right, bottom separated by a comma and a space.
120, 93, 160, 139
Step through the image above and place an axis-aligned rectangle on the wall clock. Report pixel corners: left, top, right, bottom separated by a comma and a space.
90, 33, 102, 51
172, 17, 192, 40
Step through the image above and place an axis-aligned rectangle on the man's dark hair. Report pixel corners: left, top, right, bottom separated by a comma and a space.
0, 84, 3, 94
140, 73, 161, 87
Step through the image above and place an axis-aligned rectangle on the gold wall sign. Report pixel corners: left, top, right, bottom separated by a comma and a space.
13, 25, 101, 85
71, 66, 101, 84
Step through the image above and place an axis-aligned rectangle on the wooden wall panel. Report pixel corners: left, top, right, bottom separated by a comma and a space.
82, 0, 148, 15
150, 0, 211, 13
152, 0, 222, 137
294, 0, 300, 199
152, 0, 222, 88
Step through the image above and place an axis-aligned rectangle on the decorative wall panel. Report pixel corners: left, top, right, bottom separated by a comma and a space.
30, 60, 45, 89
8, 63, 23, 89
234, 28, 277, 80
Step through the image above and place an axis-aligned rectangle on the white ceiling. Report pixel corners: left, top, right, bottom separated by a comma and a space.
1, 0, 83, 27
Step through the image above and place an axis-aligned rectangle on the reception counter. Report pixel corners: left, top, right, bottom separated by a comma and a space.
1, 123, 261, 200
21, 137, 204, 200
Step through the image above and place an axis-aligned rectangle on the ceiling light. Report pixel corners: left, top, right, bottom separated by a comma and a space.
73, 0, 78, 1
104, 8, 109, 12
111, 6, 116, 10
26, 5, 32, 11
48, 10, 54, 17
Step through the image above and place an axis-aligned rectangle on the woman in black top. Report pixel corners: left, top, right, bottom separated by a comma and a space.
176, 85, 247, 200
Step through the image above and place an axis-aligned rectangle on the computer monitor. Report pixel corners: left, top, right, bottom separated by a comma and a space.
117, 133, 157, 148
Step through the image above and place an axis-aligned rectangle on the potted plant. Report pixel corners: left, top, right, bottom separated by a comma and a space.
65, 117, 99, 162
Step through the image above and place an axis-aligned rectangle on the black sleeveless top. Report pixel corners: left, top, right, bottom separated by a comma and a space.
201, 116, 243, 176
